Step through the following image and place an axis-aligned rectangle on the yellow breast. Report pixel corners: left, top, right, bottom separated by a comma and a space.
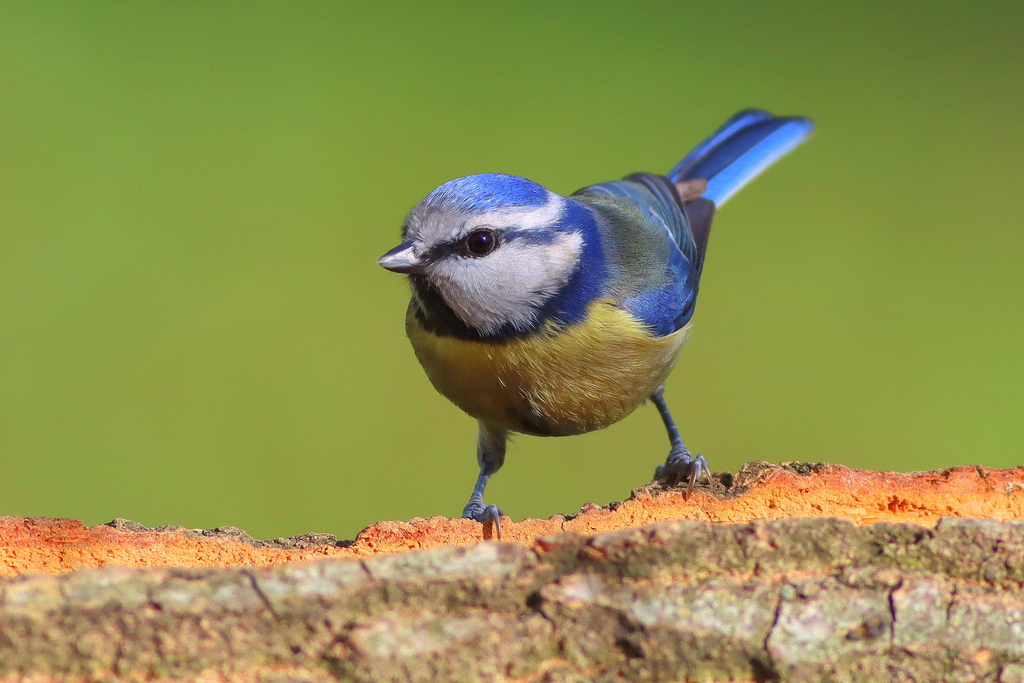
407, 299, 692, 436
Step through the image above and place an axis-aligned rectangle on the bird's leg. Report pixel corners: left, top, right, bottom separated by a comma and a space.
462, 422, 507, 539
651, 385, 711, 498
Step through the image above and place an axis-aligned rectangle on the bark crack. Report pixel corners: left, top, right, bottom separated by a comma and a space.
242, 569, 280, 620
759, 582, 786, 682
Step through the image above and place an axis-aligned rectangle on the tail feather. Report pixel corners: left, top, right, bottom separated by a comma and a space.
668, 109, 775, 179
668, 109, 814, 207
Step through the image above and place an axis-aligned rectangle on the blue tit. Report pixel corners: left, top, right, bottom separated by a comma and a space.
378, 109, 813, 536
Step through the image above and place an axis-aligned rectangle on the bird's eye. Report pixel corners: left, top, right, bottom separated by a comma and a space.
465, 229, 497, 256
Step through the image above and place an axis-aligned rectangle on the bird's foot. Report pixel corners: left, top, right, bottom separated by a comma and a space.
462, 499, 504, 540
655, 449, 711, 499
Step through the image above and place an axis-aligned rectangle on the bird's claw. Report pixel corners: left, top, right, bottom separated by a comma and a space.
462, 501, 504, 540
655, 450, 711, 499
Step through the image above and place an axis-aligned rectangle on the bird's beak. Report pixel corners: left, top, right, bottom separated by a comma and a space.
378, 241, 426, 274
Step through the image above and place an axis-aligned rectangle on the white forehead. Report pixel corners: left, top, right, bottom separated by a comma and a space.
407, 191, 566, 246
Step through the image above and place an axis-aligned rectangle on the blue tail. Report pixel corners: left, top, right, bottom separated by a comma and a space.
668, 109, 814, 206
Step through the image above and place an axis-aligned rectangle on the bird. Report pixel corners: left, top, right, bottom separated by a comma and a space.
378, 109, 813, 537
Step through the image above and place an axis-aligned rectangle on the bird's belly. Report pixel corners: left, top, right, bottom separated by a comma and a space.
407, 299, 692, 436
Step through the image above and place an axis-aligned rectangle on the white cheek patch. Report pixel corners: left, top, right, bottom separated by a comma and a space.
432, 231, 584, 334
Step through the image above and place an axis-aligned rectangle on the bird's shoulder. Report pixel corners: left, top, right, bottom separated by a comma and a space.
572, 186, 698, 337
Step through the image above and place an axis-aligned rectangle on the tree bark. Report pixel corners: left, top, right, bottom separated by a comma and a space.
3, 462, 1024, 682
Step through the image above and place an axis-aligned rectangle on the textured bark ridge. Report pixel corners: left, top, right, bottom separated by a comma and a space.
4, 461, 1024, 575
3, 461, 1024, 682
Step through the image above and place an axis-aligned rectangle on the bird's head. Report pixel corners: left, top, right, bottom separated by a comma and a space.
378, 174, 586, 336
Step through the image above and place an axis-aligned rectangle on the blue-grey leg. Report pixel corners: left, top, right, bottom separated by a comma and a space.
651, 385, 711, 497
462, 422, 507, 538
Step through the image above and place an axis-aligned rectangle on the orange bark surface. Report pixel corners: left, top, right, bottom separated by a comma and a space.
3, 461, 1023, 576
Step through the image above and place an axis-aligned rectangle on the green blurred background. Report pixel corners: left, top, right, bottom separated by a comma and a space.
1, 1, 1022, 540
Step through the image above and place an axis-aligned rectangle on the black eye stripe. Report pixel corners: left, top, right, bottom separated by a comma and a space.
421, 232, 496, 261
422, 226, 566, 261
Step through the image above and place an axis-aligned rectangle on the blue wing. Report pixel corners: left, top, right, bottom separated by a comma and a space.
572, 109, 812, 336
575, 174, 691, 258
573, 175, 706, 336
668, 109, 814, 206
